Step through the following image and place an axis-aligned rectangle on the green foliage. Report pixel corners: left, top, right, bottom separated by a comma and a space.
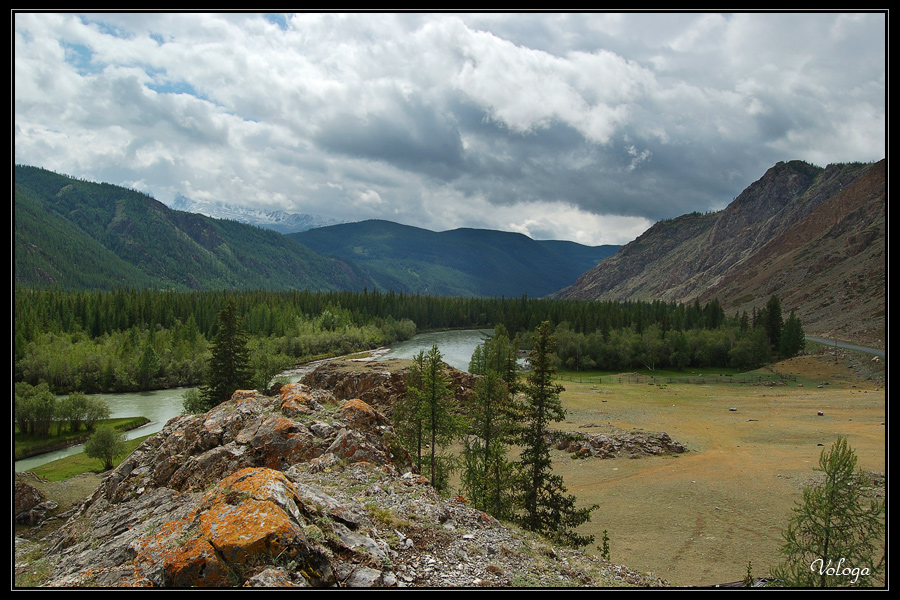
600, 530, 611, 562
461, 325, 519, 518
200, 300, 254, 409
396, 345, 462, 492
765, 294, 784, 352
512, 321, 596, 548
56, 391, 110, 432
14, 287, 806, 398
780, 310, 806, 358
249, 337, 295, 393
181, 388, 206, 415
396, 351, 427, 474
771, 437, 885, 587
461, 370, 516, 518
14, 382, 57, 438
84, 425, 128, 471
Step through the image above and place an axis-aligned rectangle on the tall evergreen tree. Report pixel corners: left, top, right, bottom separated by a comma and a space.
765, 294, 784, 352
462, 325, 520, 516
461, 371, 518, 517
780, 310, 806, 358
199, 300, 253, 410
513, 321, 596, 547
397, 344, 460, 492
397, 351, 427, 474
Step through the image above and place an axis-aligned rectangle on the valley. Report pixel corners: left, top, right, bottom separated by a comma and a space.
14, 157, 886, 587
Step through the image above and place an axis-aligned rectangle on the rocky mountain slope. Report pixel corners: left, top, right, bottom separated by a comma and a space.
555, 160, 885, 348
15, 372, 664, 588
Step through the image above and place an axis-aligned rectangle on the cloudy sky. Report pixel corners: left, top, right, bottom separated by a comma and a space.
14, 12, 885, 246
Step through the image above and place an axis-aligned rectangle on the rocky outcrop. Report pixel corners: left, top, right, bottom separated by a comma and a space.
300, 358, 478, 416
15, 473, 58, 526
18, 379, 665, 588
548, 429, 687, 460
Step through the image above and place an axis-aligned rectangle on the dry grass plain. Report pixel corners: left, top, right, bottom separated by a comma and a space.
548, 353, 885, 587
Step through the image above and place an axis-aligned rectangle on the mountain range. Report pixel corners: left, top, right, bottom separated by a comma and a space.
555, 159, 886, 348
13, 165, 616, 297
169, 195, 343, 234
14, 159, 885, 346
14, 165, 372, 292
290, 220, 618, 298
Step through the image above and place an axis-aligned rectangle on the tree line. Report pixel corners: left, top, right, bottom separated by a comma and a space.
15, 287, 804, 396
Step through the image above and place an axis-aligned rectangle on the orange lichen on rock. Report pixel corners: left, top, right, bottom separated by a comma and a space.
339, 398, 389, 430
278, 384, 319, 417
129, 468, 333, 587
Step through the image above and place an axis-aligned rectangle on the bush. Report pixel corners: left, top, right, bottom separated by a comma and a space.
84, 426, 127, 471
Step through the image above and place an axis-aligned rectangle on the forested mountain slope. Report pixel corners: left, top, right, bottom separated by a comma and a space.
14, 165, 374, 292
292, 219, 618, 298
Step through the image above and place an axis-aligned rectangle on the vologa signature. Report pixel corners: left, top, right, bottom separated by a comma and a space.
810, 558, 870, 584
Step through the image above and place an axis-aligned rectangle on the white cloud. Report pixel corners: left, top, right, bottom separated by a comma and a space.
14, 12, 886, 246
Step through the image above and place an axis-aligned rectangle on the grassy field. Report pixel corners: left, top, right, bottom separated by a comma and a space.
549, 353, 885, 586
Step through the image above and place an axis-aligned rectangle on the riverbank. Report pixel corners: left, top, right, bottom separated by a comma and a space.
14, 417, 151, 462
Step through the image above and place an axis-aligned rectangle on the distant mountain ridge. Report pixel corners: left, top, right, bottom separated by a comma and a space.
14, 165, 618, 298
555, 159, 886, 348
169, 195, 343, 234
14, 165, 373, 292
291, 219, 619, 298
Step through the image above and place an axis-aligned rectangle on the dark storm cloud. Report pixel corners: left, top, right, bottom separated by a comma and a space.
314, 93, 467, 182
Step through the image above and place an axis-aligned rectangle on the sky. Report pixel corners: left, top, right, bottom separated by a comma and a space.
14, 12, 886, 246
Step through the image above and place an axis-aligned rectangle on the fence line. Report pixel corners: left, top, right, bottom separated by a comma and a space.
555, 373, 797, 386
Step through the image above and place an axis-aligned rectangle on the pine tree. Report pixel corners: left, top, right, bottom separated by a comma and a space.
397, 350, 427, 474
462, 325, 519, 517
199, 300, 253, 410
771, 437, 885, 587
513, 321, 596, 547
461, 369, 516, 518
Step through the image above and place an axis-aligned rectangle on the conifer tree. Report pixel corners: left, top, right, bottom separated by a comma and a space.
396, 350, 427, 473
780, 310, 806, 358
397, 344, 461, 492
462, 325, 519, 517
199, 300, 253, 410
771, 437, 885, 587
765, 294, 784, 352
461, 369, 516, 518
513, 321, 596, 547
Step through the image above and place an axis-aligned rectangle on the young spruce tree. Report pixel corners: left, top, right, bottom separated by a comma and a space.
514, 321, 596, 548
771, 436, 885, 587
462, 325, 519, 518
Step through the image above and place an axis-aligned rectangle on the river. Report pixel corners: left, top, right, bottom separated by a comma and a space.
15, 329, 491, 472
